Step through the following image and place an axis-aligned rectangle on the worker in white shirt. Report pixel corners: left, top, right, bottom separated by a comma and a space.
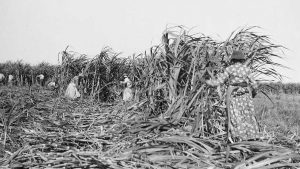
8, 74, 14, 86
65, 75, 81, 99
0, 73, 5, 85
36, 74, 45, 86
48, 81, 56, 87
47, 77, 59, 93
120, 74, 133, 102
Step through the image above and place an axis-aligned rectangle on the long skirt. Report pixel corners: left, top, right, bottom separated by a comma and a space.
229, 89, 260, 140
65, 82, 81, 99
123, 87, 133, 102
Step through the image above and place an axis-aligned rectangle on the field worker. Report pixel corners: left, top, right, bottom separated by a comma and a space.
78, 73, 85, 95
8, 74, 14, 86
0, 73, 5, 85
36, 74, 45, 86
206, 50, 260, 141
120, 74, 133, 102
65, 76, 80, 99
49, 78, 59, 93
47, 81, 56, 88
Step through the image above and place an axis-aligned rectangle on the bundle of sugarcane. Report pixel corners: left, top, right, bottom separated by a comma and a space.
2, 26, 299, 169
1, 86, 299, 168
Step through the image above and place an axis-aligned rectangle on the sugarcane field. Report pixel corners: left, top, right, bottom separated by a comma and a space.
1, 1, 300, 169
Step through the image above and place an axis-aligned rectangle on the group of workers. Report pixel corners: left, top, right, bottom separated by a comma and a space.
64, 50, 260, 141
0, 74, 17, 85
0, 71, 132, 103
64, 73, 133, 102
0, 73, 55, 87
1, 50, 260, 141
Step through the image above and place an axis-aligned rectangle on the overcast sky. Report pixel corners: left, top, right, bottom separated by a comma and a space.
0, 0, 299, 82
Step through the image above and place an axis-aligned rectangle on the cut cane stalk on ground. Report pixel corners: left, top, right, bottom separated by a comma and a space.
1, 26, 299, 168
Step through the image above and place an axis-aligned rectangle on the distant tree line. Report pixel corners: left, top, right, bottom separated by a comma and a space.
0, 46, 131, 102
1, 60, 299, 96
259, 82, 300, 94
0, 60, 56, 86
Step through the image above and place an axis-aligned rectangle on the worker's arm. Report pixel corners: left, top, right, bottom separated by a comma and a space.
120, 78, 129, 84
248, 71, 258, 89
247, 69, 258, 98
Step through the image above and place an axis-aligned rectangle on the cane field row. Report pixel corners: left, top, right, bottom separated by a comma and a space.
1, 26, 300, 169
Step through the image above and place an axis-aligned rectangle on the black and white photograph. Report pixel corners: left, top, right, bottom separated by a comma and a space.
0, 0, 300, 168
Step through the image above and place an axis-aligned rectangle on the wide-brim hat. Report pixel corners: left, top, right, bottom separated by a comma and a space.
72, 76, 79, 82
231, 50, 245, 60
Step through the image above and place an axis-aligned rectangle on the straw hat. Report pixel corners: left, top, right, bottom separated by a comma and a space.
72, 76, 79, 83
231, 50, 245, 60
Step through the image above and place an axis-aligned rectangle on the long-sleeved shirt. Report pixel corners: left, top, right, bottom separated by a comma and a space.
8, 75, 14, 82
121, 77, 132, 88
37, 74, 44, 80
210, 63, 257, 88
0, 73, 4, 81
